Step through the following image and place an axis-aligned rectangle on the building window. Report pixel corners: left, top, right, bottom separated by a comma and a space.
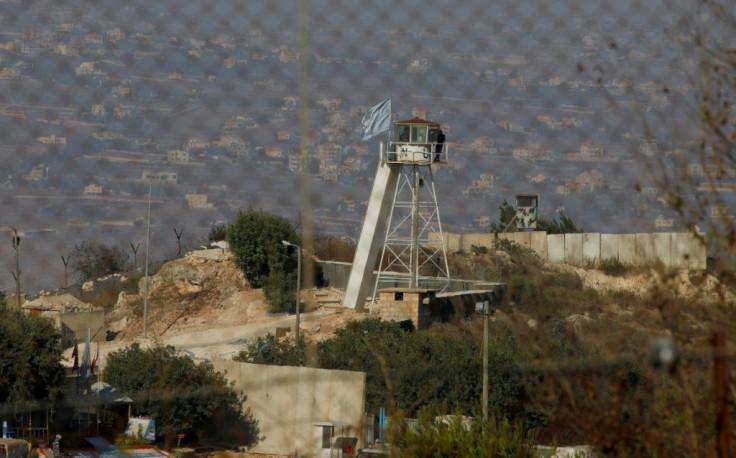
394, 292, 404, 301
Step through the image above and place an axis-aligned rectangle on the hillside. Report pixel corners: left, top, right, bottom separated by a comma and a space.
63, 248, 366, 365
61, 244, 735, 372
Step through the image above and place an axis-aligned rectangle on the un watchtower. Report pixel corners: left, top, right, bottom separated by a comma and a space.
343, 117, 451, 309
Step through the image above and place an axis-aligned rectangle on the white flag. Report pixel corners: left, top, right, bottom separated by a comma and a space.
360, 98, 391, 140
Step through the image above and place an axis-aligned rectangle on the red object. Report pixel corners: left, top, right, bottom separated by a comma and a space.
91, 343, 99, 375
72, 341, 79, 373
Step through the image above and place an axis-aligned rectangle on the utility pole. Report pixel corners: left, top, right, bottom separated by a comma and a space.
143, 181, 152, 337
482, 299, 490, 421
11, 227, 21, 310
476, 299, 494, 421
282, 240, 302, 345
713, 331, 730, 458
61, 255, 70, 291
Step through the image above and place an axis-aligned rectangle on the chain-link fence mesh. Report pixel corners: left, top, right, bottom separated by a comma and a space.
0, 0, 726, 292
0, 0, 734, 455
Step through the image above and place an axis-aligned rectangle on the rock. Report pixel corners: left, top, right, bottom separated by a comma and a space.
565, 314, 591, 334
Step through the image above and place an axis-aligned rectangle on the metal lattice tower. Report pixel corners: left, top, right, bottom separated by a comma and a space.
342, 117, 451, 309
373, 161, 450, 295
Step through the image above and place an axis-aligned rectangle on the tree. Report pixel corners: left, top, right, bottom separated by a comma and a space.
104, 343, 259, 449
0, 306, 66, 404
226, 209, 299, 312
72, 241, 130, 282
638, 0, 736, 286
208, 222, 227, 243
315, 319, 530, 419
489, 200, 517, 233
234, 333, 307, 367
536, 212, 583, 234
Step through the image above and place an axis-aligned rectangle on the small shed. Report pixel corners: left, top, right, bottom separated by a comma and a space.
376, 288, 435, 329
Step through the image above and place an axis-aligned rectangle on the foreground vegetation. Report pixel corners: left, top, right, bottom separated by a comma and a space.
105, 343, 260, 448
236, 239, 736, 457
0, 296, 66, 404
2, 210, 734, 455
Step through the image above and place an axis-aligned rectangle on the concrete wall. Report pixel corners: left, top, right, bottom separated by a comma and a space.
456, 231, 706, 269
530, 231, 548, 259
317, 261, 352, 289
547, 234, 565, 263
617, 234, 638, 265
600, 233, 619, 261
582, 233, 601, 264
564, 233, 584, 265
61, 310, 106, 345
460, 233, 495, 252
211, 360, 366, 457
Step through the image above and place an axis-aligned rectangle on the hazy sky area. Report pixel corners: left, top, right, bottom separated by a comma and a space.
0, 0, 729, 293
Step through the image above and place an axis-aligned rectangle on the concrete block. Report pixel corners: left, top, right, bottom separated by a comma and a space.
651, 233, 672, 267
600, 233, 620, 261
530, 231, 548, 258
635, 233, 658, 266
547, 234, 565, 263
564, 233, 584, 265
582, 233, 601, 264
474, 233, 495, 250
670, 232, 691, 269
460, 233, 478, 252
446, 233, 462, 253
618, 234, 637, 265
500, 232, 531, 247
689, 234, 707, 270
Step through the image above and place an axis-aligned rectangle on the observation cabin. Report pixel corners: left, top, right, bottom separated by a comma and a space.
381, 117, 448, 165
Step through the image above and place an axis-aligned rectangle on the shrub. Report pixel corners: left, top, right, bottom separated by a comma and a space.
105, 343, 260, 448
599, 257, 626, 276
226, 209, 299, 312
471, 244, 489, 255
121, 271, 144, 294
392, 409, 537, 457
72, 241, 130, 282
208, 222, 227, 242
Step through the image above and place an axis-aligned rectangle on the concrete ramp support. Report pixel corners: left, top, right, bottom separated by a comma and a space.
343, 160, 399, 309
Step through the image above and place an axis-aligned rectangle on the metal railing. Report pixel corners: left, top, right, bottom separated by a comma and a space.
380, 142, 449, 165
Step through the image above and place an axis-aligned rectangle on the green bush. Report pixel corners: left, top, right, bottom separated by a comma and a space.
471, 244, 489, 255
494, 238, 537, 258
226, 208, 299, 312
263, 268, 297, 313
392, 409, 537, 457
208, 222, 227, 242
599, 257, 626, 276
121, 271, 144, 294
105, 343, 260, 448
